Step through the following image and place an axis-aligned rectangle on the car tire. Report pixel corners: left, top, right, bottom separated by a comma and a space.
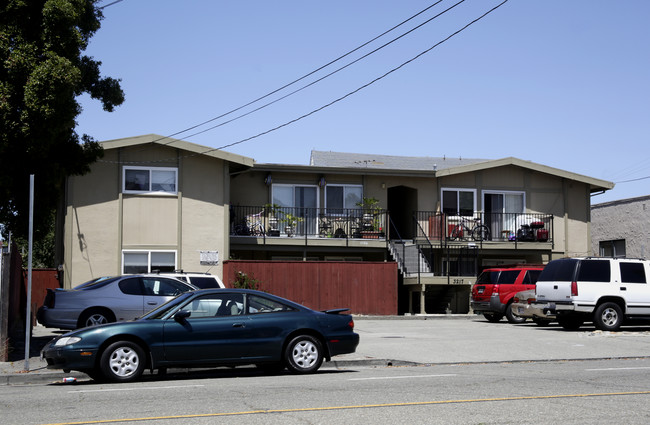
99, 341, 146, 383
558, 316, 584, 331
483, 312, 503, 323
594, 302, 623, 331
78, 308, 115, 328
505, 303, 526, 324
284, 335, 323, 374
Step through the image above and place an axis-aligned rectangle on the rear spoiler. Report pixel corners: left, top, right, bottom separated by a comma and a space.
321, 308, 350, 314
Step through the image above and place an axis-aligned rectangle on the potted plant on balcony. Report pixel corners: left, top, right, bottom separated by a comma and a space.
355, 196, 383, 238
263, 203, 280, 236
282, 213, 303, 237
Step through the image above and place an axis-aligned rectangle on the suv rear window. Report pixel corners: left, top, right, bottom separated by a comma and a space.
577, 260, 610, 282
538, 259, 578, 282
497, 270, 521, 284
190, 277, 221, 289
476, 271, 500, 284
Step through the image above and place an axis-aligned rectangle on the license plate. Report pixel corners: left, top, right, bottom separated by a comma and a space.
517, 307, 524, 314
478, 288, 484, 294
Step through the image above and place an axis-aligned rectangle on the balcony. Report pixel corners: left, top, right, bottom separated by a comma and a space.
230, 205, 388, 242
414, 211, 554, 247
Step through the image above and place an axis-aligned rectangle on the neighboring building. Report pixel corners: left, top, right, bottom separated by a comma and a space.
591, 195, 650, 259
58, 135, 614, 315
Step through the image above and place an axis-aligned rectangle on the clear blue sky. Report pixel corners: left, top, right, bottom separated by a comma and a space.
78, 0, 650, 204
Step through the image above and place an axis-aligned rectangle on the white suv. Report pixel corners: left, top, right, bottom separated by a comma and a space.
152, 271, 225, 289
536, 257, 650, 331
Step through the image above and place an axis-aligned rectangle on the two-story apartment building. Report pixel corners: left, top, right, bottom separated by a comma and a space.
57, 135, 614, 315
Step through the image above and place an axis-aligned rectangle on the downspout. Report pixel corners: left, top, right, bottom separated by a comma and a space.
117, 148, 123, 275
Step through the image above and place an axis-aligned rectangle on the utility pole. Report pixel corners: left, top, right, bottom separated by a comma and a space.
24, 175, 34, 370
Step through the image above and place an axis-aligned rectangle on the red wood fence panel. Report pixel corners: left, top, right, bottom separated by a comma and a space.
223, 260, 397, 315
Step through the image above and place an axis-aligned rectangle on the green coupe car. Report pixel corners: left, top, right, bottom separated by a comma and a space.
41, 288, 359, 382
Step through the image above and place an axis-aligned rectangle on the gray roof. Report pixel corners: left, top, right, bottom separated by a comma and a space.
309, 150, 489, 171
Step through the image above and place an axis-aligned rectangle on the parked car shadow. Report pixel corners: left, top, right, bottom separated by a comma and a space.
50, 365, 357, 386
7, 328, 65, 362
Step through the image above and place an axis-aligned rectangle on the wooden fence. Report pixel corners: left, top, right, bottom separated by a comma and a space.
223, 260, 398, 315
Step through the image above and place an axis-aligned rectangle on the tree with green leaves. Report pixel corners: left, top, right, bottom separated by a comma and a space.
0, 0, 124, 247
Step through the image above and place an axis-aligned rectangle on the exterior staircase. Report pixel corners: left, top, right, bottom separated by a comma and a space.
388, 240, 433, 277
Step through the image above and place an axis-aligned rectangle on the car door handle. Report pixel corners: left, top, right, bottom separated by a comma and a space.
232, 322, 246, 328
620, 287, 627, 291
147, 301, 158, 305
553, 285, 558, 289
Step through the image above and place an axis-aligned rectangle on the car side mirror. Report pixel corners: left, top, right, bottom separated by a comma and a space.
174, 310, 191, 322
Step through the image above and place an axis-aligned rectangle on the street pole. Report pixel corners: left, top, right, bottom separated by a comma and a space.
24, 175, 34, 371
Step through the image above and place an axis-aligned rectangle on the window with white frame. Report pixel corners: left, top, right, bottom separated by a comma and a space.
123, 250, 176, 274
325, 185, 362, 214
441, 188, 476, 216
123, 166, 177, 194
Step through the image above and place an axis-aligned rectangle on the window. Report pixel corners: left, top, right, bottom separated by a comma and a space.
247, 294, 295, 314
577, 260, 611, 282
119, 278, 143, 295
180, 293, 244, 318
620, 262, 646, 284
600, 239, 626, 258
123, 166, 177, 194
497, 270, 521, 285
123, 250, 176, 274
442, 189, 475, 216
325, 185, 362, 214
538, 259, 578, 282
141, 277, 189, 296
523, 270, 542, 284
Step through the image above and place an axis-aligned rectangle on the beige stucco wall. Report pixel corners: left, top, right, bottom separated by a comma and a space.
63, 144, 231, 288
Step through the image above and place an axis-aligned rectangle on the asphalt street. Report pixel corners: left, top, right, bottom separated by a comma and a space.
3, 315, 650, 385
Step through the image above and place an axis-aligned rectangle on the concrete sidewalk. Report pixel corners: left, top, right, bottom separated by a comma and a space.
4, 316, 650, 385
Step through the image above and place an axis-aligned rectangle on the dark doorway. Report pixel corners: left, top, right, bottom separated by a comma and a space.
387, 186, 417, 239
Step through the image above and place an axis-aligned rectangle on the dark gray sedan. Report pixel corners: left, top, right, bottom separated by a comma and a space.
37, 275, 196, 329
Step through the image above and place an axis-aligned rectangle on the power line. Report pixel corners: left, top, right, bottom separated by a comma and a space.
105, 0, 509, 164
175, 0, 468, 141
146, 1, 450, 145
99, 0, 124, 9
615, 175, 650, 184
204, 0, 509, 153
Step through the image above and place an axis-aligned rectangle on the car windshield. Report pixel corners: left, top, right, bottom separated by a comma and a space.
140, 293, 193, 320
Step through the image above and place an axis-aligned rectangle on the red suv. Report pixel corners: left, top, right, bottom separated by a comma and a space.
471, 265, 544, 323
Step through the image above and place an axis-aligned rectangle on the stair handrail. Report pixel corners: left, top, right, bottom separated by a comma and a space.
387, 215, 408, 274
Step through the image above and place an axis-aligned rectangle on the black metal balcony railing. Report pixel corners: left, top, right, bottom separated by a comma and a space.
230, 206, 388, 239
414, 211, 553, 245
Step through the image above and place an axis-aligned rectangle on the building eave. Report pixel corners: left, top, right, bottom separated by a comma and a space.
99, 134, 255, 168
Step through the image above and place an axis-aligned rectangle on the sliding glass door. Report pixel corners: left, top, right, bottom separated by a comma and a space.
483, 191, 524, 240
272, 184, 318, 235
